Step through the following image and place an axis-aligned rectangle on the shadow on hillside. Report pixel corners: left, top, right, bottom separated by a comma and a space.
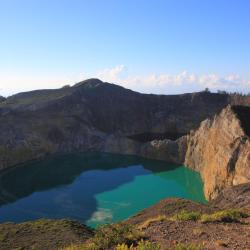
232, 105, 250, 136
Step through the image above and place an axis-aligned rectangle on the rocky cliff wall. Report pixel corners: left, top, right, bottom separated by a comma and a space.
102, 135, 187, 164
184, 105, 250, 200
102, 105, 250, 201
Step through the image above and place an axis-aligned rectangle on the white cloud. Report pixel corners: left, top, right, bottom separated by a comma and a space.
0, 66, 249, 96
94, 66, 250, 94
96, 65, 126, 83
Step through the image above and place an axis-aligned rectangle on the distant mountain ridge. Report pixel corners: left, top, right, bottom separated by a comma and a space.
0, 78, 235, 149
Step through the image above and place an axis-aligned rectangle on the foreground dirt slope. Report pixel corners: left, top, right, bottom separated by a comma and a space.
127, 198, 250, 250
0, 219, 93, 250
140, 215, 249, 250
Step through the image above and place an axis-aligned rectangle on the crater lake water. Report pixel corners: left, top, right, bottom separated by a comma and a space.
0, 153, 206, 228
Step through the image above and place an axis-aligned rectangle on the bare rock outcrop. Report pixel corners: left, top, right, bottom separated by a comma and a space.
210, 183, 250, 210
102, 135, 187, 164
184, 105, 250, 200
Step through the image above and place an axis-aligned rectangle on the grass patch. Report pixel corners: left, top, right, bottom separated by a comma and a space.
84, 223, 144, 250
0, 233, 6, 241
60, 224, 144, 250
171, 209, 250, 223
138, 215, 167, 230
164, 200, 189, 209
138, 209, 249, 230
200, 209, 250, 223
171, 210, 201, 221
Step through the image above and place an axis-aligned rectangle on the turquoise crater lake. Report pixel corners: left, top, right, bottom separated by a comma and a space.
0, 153, 206, 228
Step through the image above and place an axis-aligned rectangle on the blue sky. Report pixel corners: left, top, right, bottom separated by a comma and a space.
0, 0, 250, 96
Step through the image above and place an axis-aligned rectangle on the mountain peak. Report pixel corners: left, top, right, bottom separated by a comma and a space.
73, 78, 104, 88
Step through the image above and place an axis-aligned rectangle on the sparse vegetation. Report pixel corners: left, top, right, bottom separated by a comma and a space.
59, 225, 163, 250
0, 233, 6, 241
171, 209, 250, 223
60, 240, 204, 250
136, 240, 161, 250
116, 240, 161, 250
203, 87, 210, 93
173, 243, 201, 250
216, 90, 250, 97
171, 210, 201, 221
200, 209, 250, 223
82, 223, 144, 250
116, 243, 132, 250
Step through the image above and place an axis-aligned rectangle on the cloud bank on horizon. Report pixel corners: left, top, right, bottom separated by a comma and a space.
0, 66, 249, 97
95, 65, 250, 95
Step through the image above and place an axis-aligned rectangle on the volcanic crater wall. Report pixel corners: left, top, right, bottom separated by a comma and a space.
0, 79, 249, 200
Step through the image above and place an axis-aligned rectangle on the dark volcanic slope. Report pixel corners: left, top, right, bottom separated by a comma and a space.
0, 79, 232, 135
0, 78, 249, 170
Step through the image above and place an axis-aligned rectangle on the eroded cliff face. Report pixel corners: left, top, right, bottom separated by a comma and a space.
102, 135, 187, 164
184, 106, 250, 200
